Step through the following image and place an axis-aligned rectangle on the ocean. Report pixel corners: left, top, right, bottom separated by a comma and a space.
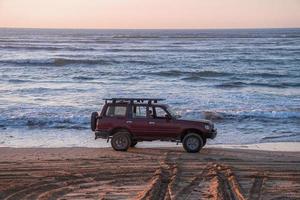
0, 28, 299, 147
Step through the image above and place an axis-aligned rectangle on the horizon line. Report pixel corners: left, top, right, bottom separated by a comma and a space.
1, 26, 300, 31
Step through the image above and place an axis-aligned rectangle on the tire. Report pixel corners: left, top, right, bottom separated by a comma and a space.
130, 140, 138, 147
182, 133, 204, 153
111, 131, 131, 151
91, 112, 98, 131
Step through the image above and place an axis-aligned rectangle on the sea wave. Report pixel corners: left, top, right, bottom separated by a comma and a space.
214, 82, 246, 88
250, 72, 290, 78
128, 60, 158, 65
1, 109, 299, 130
72, 76, 95, 80
150, 70, 233, 78
262, 133, 300, 141
0, 58, 120, 66
222, 110, 300, 120
8, 79, 33, 84
225, 111, 300, 119
53, 58, 118, 66
14, 87, 88, 94
185, 110, 300, 121
0, 114, 89, 130
149, 70, 298, 80
216, 81, 300, 88
0, 44, 97, 51
0, 57, 160, 66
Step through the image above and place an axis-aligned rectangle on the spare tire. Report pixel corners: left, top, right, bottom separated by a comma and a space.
91, 112, 98, 131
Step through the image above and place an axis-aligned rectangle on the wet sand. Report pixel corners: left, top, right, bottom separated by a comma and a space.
0, 147, 299, 200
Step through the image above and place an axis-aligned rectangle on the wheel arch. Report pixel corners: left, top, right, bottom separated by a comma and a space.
110, 127, 133, 138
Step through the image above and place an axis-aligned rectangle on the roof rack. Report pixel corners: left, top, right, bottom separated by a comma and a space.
103, 98, 165, 104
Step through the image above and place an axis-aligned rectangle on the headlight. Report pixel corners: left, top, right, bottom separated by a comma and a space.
204, 124, 210, 130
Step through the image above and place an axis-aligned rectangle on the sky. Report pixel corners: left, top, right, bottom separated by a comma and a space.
0, 0, 300, 29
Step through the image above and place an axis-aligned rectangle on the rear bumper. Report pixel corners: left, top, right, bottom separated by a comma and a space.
208, 128, 217, 139
94, 131, 110, 140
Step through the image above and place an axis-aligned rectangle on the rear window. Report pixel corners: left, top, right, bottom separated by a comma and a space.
106, 105, 127, 117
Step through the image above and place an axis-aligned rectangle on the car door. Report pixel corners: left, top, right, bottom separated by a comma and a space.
149, 106, 180, 138
126, 104, 151, 138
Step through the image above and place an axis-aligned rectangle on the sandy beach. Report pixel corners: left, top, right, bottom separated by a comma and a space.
0, 146, 299, 200
1, 2, 300, 199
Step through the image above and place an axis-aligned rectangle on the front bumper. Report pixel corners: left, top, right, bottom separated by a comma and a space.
208, 128, 217, 139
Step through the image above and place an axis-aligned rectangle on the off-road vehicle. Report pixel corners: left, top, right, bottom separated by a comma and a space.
91, 98, 217, 153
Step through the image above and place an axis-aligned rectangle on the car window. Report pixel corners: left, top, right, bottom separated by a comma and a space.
132, 105, 147, 118
155, 107, 168, 118
106, 105, 127, 117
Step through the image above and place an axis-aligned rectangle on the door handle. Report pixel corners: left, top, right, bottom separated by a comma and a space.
126, 121, 133, 124
149, 121, 155, 125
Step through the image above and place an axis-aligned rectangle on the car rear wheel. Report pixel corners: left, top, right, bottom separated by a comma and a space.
182, 133, 203, 153
130, 140, 138, 147
111, 131, 131, 151
91, 112, 98, 131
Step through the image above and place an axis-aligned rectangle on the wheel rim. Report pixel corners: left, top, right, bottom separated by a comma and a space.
186, 136, 200, 150
114, 136, 128, 149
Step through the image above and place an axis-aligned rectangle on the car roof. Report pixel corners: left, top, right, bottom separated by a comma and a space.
104, 98, 166, 106
106, 102, 168, 107
103, 98, 165, 101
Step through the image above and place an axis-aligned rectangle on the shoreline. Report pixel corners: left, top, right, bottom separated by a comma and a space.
1, 141, 300, 152
209, 142, 300, 152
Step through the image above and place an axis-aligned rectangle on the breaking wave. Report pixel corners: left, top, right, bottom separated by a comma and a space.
222, 110, 300, 120
0, 113, 89, 130
185, 110, 300, 121
1, 108, 299, 130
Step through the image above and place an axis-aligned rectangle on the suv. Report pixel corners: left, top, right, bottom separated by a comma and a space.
91, 98, 217, 153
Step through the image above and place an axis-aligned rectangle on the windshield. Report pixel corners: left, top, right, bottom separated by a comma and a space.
166, 106, 179, 118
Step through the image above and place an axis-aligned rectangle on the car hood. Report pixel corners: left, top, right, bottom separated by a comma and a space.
176, 118, 212, 125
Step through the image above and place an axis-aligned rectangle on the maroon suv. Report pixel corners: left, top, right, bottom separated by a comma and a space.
91, 98, 217, 153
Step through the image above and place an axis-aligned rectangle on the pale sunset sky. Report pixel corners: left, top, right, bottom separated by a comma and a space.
0, 0, 299, 29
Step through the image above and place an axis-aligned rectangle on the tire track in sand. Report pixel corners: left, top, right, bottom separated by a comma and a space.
0, 148, 299, 200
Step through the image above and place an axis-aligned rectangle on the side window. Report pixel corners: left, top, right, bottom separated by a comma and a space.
155, 107, 168, 118
106, 105, 127, 117
132, 105, 147, 118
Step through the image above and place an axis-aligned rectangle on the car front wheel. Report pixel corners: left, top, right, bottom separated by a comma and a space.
182, 133, 204, 153
111, 131, 131, 151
